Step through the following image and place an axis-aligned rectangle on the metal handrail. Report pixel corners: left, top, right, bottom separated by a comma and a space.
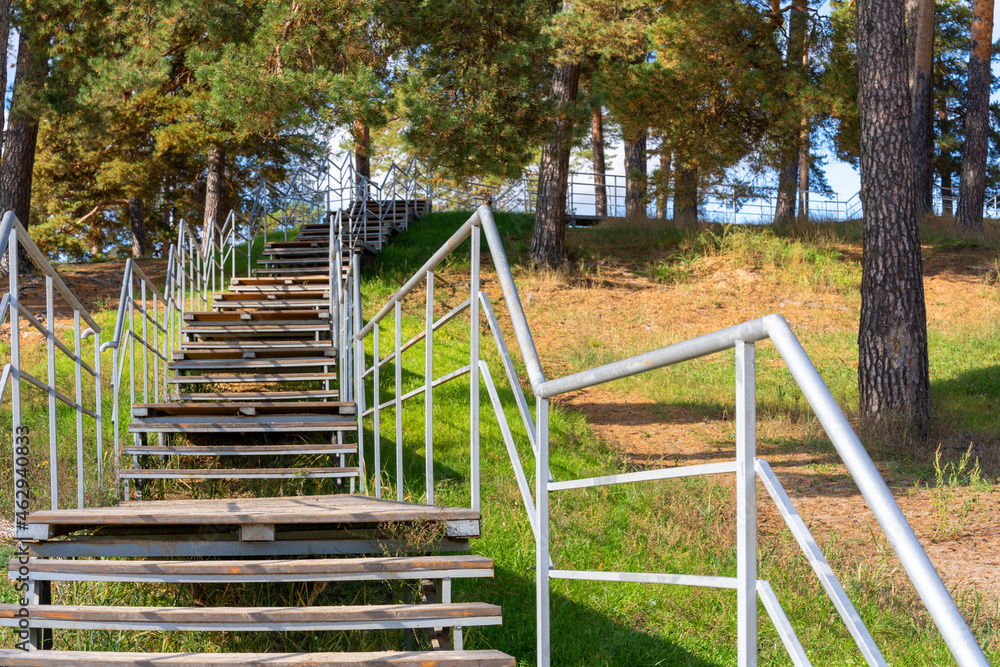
350, 204, 989, 667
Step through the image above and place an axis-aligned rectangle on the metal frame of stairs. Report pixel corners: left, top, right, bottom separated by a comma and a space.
0, 151, 993, 666
0, 156, 516, 665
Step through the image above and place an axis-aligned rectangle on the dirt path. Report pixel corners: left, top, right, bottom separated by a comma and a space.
495, 247, 1000, 603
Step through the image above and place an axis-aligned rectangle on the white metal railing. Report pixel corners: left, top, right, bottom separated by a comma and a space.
349, 205, 990, 667
0, 212, 104, 521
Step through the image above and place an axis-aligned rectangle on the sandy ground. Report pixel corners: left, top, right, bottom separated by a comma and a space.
493, 242, 1000, 603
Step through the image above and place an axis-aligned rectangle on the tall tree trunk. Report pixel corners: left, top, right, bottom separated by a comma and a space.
354, 121, 371, 185
939, 169, 954, 217
674, 166, 698, 228
591, 106, 607, 218
908, 0, 935, 217
0, 0, 11, 160
856, 0, 930, 433
624, 127, 647, 220
202, 144, 226, 253
657, 141, 671, 221
775, 0, 808, 224
797, 120, 810, 219
0, 32, 40, 277
955, 0, 994, 235
531, 3, 580, 269
129, 198, 145, 258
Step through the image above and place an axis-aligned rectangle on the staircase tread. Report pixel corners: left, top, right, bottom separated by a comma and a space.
165, 390, 341, 401
0, 649, 514, 665
25, 494, 481, 527
11, 555, 494, 578
122, 443, 357, 456
167, 372, 338, 383
0, 602, 502, 629
118, 467, 359, 478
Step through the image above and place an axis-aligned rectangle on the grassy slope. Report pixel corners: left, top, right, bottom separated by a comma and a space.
0, 211, 995, 663
358, 211, 1000, 665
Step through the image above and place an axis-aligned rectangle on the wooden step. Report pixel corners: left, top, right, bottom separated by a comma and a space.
0, 650, 515, 666
214, 299, 331, 310
169, 357, 337, 371
133, 402, 355, 417
128, 418, 356, 433
253, 267, 340, 276
180, 324, 330, 338
166, 372, 337, 384
184, 310, 329, 322
11, 555, 494, 583
230, 276, 330, 287
0, 602, 502, 631
215, 290, 330, 300
180, 340, 333, 350
123, 443, 356, 457
165, 390, 341, 401
124, 443, 356, 457
172, 347, 336, 361
119, 467, 359, 480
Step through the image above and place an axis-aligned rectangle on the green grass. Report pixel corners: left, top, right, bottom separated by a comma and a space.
1, 210, 997, 663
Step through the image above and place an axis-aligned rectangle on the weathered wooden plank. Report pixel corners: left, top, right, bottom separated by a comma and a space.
118, 467, 359, 480
0, 650, 516, 666
165, 390, 340, 401
167, 372, 337, 384
132, 402, 356, 416
26, 494, 481, 526
168, 357, 336, 370
127, 421, 357, 434
0, 602, 503, 631
122, 444, 357, 456
240, 523, 275, 541
10, 555, 494, 583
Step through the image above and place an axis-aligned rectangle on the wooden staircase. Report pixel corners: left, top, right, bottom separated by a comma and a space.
1, 198, 515, 665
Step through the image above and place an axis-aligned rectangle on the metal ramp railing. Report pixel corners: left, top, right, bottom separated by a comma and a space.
349, 205, 990, 667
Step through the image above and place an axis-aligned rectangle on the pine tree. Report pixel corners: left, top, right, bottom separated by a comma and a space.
856, 0, 930, 433
955, 0, 994, 234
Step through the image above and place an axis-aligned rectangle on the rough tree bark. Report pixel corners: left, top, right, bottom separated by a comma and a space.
591, 106, 607, 218
774, 0, 808, 224
354, 121, 371, 184
0, 31, 40, 277
797, 120, 810, 219
674, 166, 698, 228
856, 0, 930, 434
531, 3, 580, 269
0, 0, 11, 160
954, 0, 994, 235
129, 198, 145, 258
202, 144, 226, 253
624, 127, 647, 220
907, 0, 935, 217
657, 140, 671, 221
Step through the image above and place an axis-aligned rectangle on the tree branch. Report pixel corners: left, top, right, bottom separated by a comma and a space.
75, 199, 129, 227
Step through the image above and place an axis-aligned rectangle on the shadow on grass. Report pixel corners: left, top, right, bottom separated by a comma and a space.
468, 565, 723, 666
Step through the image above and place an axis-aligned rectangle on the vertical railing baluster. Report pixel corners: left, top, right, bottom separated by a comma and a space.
395, 299, 403, 502
536, 397, 551, 667
470, 222, 481, 510
45, 277, 58, 510
141, 281, 148, 405
425, 270, 434, 505
374, 322, 381, 499
74, 310, 84, 509
353, 253, 366, 491
9, 227, 25, 535
736, 340, 757, 667
94, 331, 102, 492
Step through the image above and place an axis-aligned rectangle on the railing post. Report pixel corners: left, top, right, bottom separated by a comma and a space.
735, 340, 757, 667
45, 277, 58, 510
74, 310, 84, 509
374, 322, 381, 499
395, 299, 403, 502
425, 270, 435, 505
536, 397, 551, 667
470, 222, 481, 510
352, 252, 366, 491
9, 226, 26, 535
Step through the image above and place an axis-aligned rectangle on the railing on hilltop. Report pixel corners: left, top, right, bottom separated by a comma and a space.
0, 212, 104, 519
349, 205, 990, 667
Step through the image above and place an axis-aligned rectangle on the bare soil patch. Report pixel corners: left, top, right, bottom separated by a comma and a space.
487, 243, 1000, 603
